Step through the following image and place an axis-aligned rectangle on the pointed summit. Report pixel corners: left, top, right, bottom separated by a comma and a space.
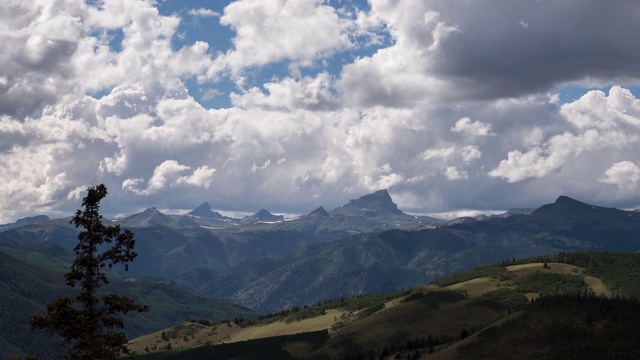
555, 195, 587, 206
308, 206, 329, 217
531, 195, 623, 219
330, 189, 403, 216
298, 206, 330, 222
119, 207, 172, 227
240, 209, 284, 225
533, 196, 590, 214
189, 202, 224, 219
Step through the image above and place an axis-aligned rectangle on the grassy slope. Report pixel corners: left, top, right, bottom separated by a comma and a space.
431, 253, 640, 360
129, 290, 408, 354
134, 251, 640, 359
128, 310, 343, 354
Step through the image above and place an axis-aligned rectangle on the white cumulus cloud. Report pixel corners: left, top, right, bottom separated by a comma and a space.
123, 160, 215, 196
599, 161, 640, 191
216, 0, 352, 79
444, 167, 468, 180
451, 118, 493, 136
2, 0, 640, 222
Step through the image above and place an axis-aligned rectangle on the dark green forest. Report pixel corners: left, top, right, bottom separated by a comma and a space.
504, 251, 640, 297
458, 294, 640, 360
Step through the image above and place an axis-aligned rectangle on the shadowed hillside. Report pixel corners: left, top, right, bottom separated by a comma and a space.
0, 243, 257, 359
3, 195, 640, 313
129, 251, 640, 359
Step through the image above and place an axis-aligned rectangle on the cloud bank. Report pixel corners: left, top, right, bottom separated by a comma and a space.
1, 0, 640, 222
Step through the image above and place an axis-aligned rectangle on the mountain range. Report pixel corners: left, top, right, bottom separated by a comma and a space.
109, 189, 441, 231
2, 191, 640, 313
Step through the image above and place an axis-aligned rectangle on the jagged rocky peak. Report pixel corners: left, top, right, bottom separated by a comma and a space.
253, 209, 283, 221
241, 209, 284, 224
331, 189, 403, 216
189, 202, 224, 219
142, 207, 170, 221
354, 189, 402, 214
299, 206, 330, 221
190, 202, 212, 215
308, 206, 329, 217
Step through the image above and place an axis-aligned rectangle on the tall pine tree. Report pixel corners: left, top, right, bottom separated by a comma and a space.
32, 184, 148, 359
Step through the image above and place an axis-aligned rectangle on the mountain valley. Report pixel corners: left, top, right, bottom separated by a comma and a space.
128, 251, 640, 359
3, 191, 640, 357
3, 191, 640, 313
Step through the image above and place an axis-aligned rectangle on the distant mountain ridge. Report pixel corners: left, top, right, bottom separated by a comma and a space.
90, 189, 444, 232
0, 192, 604, 233
219, 195, 640, 311
497, 207, 537, 218
4, 194, 640, 312
532, 195, 617, 217
0, 215, 49, 232
0, 189, 448, 232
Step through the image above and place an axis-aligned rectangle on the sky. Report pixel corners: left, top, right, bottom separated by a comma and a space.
2, 0, 640, 223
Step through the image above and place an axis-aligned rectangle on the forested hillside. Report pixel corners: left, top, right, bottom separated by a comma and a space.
0, 244, 256, 358
3, 195, 640, 314
129, 251, 640, 359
